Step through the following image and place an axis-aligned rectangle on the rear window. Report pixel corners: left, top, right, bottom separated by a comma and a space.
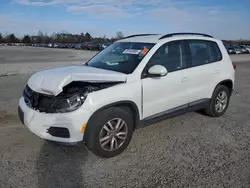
188, 40, 222, 67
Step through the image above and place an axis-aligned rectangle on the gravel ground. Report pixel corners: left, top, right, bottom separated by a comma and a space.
0, 46, 96, 64
1, 48, 250, 187
0, 47, 97, 76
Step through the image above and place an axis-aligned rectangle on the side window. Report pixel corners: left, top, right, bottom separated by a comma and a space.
188, 40, 222, 67
146, 41, 187, 73
210, 42, 223, 62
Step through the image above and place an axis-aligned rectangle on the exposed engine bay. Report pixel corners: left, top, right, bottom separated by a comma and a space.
23, 81, 121, 113
61, 81, 119, 96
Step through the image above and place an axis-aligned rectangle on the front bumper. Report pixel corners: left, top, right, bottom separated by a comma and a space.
18, 97, 92, 143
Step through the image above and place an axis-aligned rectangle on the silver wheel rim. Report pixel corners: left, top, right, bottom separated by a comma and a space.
215, 91, 228, 113
99, 118, 128, 152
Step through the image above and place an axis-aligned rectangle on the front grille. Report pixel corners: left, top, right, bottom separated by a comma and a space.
47, 127, 70, 138
23, 85, 54, 112
23, 85, 38, 108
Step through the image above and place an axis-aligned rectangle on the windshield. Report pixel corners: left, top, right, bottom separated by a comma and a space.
86, 42, 155, 74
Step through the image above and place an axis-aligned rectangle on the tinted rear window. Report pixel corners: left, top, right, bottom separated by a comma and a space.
188, 40, 222, 67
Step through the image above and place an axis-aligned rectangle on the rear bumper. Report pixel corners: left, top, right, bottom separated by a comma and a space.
18, 97, 92, 143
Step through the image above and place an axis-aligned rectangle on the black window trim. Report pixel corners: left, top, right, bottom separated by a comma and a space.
141, 40, 191, 79
185, 39, 223, 68
141, 39, 223, 79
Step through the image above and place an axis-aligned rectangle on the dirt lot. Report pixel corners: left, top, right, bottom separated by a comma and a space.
0, 46, 96, 76
1, 47, 250, 188
0, 46, 96, 64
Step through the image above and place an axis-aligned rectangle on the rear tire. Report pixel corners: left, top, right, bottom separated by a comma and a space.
84, 107, 134, 158
205, 85, 230, 117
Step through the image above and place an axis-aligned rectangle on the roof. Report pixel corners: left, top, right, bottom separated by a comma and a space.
118, 33, 217, 43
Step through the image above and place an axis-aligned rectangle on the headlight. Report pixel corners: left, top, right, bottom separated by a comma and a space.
51, 94, 86, 113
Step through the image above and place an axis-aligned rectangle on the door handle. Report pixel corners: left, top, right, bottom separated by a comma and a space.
214, 68, 220, 74
182, 77, 188, 82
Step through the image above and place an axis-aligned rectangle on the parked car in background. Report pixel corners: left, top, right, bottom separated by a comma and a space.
75, 43, 85, 50
59, 43, 68, 48
224, 44, 250, 54
227, 47, 236, 54
85, 42, 102, 51
245, 45, 250, 53
48, 43, 53, 48
240, 45, 250, 53
4, 41, 115, 49
85, 42, 93, 50
53, 43, 59, 48
100, 44, 107, 50
101, 43, 112, 50
234, 46, 243, 54
93, 43, 103, 51
63, 43, 74, 49
70, 43, 77, 49
79, 42, 88, 50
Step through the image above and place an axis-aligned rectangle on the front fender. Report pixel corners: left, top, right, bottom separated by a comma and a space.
82, 81, 142, 119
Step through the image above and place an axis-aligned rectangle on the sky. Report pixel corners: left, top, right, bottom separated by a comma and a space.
0, 0, 249, 39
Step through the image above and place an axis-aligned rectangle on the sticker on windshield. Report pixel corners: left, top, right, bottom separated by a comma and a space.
123, 49, 141, 54
141, 49, 149, 55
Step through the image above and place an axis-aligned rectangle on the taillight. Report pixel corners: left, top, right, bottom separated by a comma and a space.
232, 63, 236, 70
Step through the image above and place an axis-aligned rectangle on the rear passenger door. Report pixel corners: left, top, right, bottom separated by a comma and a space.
186, 39, 223, 103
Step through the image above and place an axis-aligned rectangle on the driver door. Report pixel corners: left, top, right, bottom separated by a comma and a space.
142, 40, 191, 119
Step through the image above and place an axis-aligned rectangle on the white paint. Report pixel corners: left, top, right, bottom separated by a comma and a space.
148, 65, 168, 76
19, 34, 236, 143
142, 68, 190, 118
19, 97, 92, 143
27, 65, 127, 96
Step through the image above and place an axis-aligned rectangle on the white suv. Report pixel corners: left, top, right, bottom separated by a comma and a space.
18, 33, 236, 158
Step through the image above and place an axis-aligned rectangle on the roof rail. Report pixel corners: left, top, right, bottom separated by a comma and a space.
122, 34, 159, 39
159, 33, 213, 40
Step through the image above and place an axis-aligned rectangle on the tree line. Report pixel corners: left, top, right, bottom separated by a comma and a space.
0, 31, 125, 44
0, 31, 249, 44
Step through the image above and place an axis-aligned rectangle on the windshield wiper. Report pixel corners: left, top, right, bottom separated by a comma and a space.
83, 62, 88, 66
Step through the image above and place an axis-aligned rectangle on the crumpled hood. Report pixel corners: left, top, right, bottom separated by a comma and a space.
27, 65, 127, 96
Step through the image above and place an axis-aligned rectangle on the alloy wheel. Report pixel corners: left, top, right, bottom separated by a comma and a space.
215, 91, 228, 113
99, 118, 128, 151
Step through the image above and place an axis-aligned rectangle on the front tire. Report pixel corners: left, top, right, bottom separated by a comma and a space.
84, 107, 134, 158
205, 85, 230, 117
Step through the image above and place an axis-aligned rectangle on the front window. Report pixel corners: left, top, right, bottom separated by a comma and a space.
86, 42, 155, 74
146, 40, 187, 73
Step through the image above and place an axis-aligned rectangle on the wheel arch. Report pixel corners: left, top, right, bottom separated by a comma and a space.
215, 79, 234, 96
86, 101, 141, 134
205, 79, 233, 117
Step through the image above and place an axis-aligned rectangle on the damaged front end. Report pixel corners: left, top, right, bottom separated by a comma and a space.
23, 81, 120, 113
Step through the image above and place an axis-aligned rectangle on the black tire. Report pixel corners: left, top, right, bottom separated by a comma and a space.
84, 107, 134, 158
205, 85, 230, 117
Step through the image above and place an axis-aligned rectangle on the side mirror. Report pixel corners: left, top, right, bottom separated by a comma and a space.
148, 65, 168, 77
